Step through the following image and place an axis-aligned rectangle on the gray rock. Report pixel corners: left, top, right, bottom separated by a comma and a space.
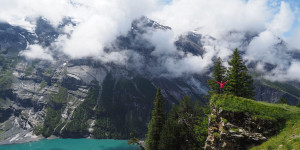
205, 106, 278, 150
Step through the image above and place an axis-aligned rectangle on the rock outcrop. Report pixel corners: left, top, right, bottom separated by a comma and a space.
205, 104, 279, 150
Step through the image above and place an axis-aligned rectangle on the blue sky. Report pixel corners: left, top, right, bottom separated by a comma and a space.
160, 0, 172, 4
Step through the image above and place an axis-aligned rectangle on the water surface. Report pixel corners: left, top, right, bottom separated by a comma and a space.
0, 139, 138, 150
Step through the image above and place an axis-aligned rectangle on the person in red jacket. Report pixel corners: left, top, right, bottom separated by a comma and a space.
216, 80, 228, 94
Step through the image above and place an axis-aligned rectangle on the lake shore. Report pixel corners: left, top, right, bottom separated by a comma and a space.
0, 131, 44, 145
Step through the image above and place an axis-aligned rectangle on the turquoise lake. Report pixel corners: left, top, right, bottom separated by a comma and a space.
0, 139, 138, 150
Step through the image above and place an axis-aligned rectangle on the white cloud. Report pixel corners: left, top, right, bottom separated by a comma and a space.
0, 0, 159, 64
246, 31, 286, 65
243, 1, 296, 80
58, 0, 159, 63
287, 27, 300, 50
0, 0, 300, 81
145, 30, 178, 56
266, 61, 300, 81
0, 0, 73, 31
20, 45, 54, 61
284, 62, 300, 81
149, 34, 223, 77
62, 15, 115, 58
150, 0, 271, 38
268, 2, 295, 35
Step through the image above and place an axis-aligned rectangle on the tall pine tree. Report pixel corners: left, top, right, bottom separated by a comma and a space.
276, 97, 289, 105
208, 57, 227, 95
297, 99, 300, 107
145, 88, 165, 150
226, 48, 255, 99
158, 97, 207, 150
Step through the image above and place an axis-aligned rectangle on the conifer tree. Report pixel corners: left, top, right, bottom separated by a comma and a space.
226, 48, 255, 99
158, 118, 181, 150
128, 132, 145, 150
276, 97, 289, 105
296, 99, 300, 107
208, 57, 227, 95
158, 97, 206, 150
194, 102, 210, 149
145, 88, 165, 150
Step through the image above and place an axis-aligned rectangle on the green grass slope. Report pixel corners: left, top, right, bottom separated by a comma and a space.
211, 94, 300, 150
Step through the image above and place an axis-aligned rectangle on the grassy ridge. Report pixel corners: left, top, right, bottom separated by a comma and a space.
211, 94, 300, 121
211, 94, 300, 149
252, 119, 300, 150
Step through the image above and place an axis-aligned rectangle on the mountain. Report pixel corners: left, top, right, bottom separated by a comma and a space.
0, 16, 300, 144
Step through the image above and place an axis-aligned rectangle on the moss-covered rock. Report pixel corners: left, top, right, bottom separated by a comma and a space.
205, 94, 300, 150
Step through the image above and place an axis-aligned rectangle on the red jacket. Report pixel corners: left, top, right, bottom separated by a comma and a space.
216, 81, 228, 89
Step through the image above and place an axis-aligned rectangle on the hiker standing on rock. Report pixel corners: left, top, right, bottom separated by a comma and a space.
216, 81, 228, 94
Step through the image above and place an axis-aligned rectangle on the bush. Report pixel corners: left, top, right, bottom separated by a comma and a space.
213, 132, 220, 139
25, 66, 34, 76
49, 87, 68, 107
276, 97, 289, 105
43, 69, 52, 76
39, 80, 47, 90
33, 125, 43, 135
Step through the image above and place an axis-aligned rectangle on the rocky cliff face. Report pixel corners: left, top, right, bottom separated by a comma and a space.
254, 81, 300, 106
205, 104, 279, 150
0, 58, 208, 143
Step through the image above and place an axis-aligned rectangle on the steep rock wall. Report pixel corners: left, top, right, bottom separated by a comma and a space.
205, 104, 280, 150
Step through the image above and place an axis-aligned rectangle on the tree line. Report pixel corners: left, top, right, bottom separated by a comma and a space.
128, 48, 257, 150
128, 88, 210, 150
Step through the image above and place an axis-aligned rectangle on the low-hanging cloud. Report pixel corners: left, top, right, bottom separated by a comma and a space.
1, 0, 300, 81
246, 30, 289, 67
1, 0, 159, 63
287, 27, 300, 50
19, 44, 54, 62
149, 0, 300, 81
60, 0, 159, 60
